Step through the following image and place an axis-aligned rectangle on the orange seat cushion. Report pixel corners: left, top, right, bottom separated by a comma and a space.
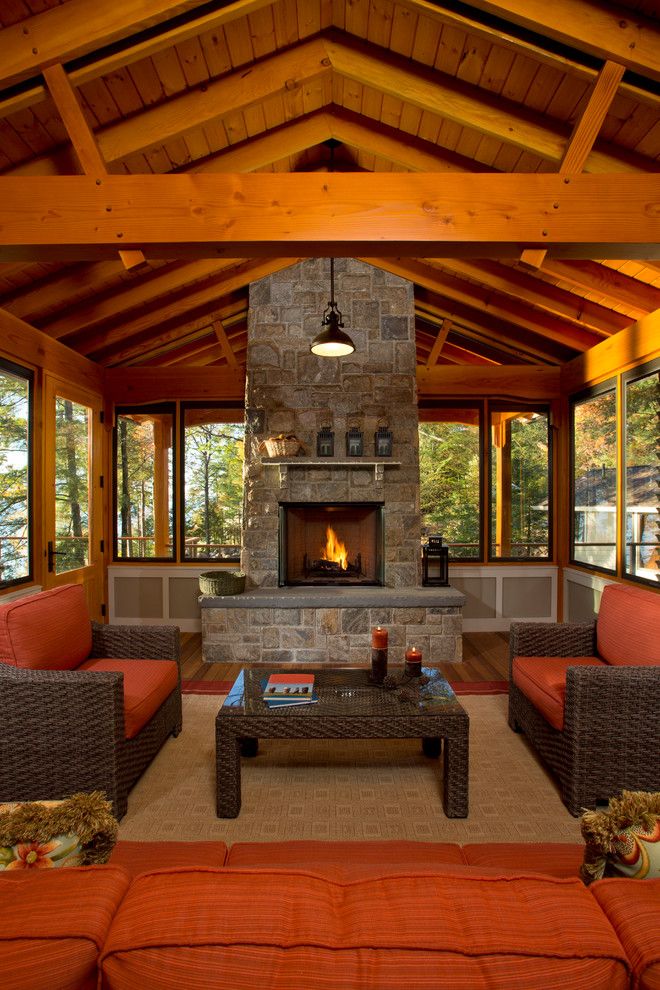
226, 840, 467, 878
79, 658, 179, 739
513, 656, 605, 730
591, 878, 660, 990
0, 584, 91, 670
100, 868, 630, 990
597, 583, 660, 666
462, 842, 585, 878
0, 865, 129, 990
109, 841, 228, 877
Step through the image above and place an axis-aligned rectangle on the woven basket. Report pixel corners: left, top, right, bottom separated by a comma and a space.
199, 570, 246, 596
260, 436, 302, 457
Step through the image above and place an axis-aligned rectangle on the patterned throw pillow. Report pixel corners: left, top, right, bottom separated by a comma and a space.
0, 791, 118, 871
580, 790, 660, 885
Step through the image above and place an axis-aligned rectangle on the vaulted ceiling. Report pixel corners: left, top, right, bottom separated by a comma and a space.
0, 0, 658, 372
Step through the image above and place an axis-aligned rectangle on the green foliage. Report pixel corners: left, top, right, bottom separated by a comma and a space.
184, 422, 244, 556
0, 370, 30, 583
419, 422, 480, 558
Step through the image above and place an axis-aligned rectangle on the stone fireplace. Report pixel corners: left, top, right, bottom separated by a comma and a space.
201, 259, 465, 664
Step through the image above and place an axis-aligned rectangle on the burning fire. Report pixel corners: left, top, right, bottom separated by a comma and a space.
321, 526, 348, 570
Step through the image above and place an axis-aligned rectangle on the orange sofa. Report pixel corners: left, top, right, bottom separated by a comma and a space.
0, 584, 182, 818
509, 582, 660, 815
2, 840, 659, 990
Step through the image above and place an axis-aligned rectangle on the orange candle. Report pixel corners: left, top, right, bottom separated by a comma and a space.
405, 645, 422, 671
371, 626, 388, 649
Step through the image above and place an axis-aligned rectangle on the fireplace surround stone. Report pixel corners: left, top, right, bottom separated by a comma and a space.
201, 259, 465, 664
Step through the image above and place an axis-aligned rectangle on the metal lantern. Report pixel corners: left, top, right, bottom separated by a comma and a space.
374, 426, 393, 457
317, 426, 334, 457
346, 427, 363, 456
422, 534, 449, 586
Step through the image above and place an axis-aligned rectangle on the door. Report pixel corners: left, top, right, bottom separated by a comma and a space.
42, 377, 105, 620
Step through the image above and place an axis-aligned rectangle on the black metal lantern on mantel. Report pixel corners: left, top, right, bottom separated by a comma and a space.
422, 534, 449, 586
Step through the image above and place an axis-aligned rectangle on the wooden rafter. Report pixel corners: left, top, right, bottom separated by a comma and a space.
211, 318, 239, 368
425, 319, 452, 367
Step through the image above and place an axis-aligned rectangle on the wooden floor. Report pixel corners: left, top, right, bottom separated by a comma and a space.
180, 631, 510, 683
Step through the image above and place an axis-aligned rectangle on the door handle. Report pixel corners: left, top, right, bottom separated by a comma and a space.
47, 540, 65, 572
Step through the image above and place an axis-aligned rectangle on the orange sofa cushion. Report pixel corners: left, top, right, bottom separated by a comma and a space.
0, 865, 129, 990
463, 842, 585, 878
591, 878, 660, 990
0, 584, 91, 671
79, 658, 179, 739
100, 867, 630, 990
226, 839, 467, 877
513, 656, 605, 730
597, 583, 660, 666
109, 840, 228, 877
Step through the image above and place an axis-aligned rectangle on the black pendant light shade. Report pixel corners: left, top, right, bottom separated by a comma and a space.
310, 258, 356, 357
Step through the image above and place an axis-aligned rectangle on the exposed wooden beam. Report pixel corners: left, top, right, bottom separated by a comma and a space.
0, 306, 104, 390
465, 0, 660, 82
1, 173, 659, 262
521, 59, 626, 269
212, 318, 239, 368
0, 0, 214, 89
537, 259, 660, 318
417, 364, 561, 399
561, 308, 660, 393
42, 63, 147, 274
425, 319, 452, 367
105, 366, 246, 404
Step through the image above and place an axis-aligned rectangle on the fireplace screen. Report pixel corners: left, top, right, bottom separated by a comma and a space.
279, 503, 384, 586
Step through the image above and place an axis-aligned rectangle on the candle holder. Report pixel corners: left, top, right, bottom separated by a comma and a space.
371, 647, 388, 684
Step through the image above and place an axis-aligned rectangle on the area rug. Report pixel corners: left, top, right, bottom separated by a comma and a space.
118, 694, 583, 844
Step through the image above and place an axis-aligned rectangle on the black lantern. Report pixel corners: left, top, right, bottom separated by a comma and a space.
374, 426, 393, 457
422, 534, 449, 586
346, 427, 363, 456
317, 426, 334, 457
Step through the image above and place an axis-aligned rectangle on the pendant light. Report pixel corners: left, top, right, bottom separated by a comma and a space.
310, 257, 356, 357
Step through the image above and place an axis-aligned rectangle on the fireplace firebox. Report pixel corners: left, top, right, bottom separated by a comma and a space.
279, 503, 384, 586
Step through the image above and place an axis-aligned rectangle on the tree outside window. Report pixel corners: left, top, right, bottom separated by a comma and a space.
571, 388, 617, 571
624, 363, 659, 584
0, 361, 32, 586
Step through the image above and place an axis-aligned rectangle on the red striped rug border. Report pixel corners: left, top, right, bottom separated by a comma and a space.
182, 679, 508, 696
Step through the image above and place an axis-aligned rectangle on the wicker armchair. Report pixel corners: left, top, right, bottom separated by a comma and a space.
508, 608, 660, 817
0, 589, 182, 820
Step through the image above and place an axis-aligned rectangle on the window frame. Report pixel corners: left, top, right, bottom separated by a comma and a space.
0, 357, 34, 590
112, 402, 177, 562
179, 402, 244, 564
487, 401, 553, 563
569, 378, 617, 575
621, 356, 659, 587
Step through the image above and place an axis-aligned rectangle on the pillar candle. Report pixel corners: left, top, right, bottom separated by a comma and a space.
404, 645, 422, 676
371, 626, 388, 649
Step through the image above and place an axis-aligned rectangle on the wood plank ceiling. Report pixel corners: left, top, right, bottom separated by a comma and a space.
0, 0, 658, 371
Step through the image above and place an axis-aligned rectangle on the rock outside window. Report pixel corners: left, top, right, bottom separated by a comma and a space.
346, 427, 363, 457
375, 426, 393, 457
317, 427, 334, 457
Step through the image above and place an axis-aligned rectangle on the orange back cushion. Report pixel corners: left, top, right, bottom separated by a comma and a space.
597, 583, 660, 666
0, 584, 92, 670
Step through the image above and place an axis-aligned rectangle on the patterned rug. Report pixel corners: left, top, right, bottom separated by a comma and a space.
118, 694, 583, 845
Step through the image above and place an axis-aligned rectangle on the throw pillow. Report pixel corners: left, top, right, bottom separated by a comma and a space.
580, 790, 660, 885
0, 790, 118, 871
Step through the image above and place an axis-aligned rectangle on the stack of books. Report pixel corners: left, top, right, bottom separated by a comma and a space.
262, 673, 318, 707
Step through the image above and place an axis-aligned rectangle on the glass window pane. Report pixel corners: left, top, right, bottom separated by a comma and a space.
490, 410, 550, 559
624, 367, 659, 584
0, 363, 31, 586
183, 408, 244, 561
419, 410, 481, 560
571, 390, 617, 571
115, 409, 174, 560
54, 397, 90, 573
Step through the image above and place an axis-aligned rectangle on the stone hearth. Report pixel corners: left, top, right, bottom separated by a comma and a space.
201, 259, 464, 665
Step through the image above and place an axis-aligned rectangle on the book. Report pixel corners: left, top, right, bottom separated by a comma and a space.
264, 693, 319, 707
263, 673, 315, 698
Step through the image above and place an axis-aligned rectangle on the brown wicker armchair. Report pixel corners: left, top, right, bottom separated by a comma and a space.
0, 587, 182, 820
508, 585, 660, 816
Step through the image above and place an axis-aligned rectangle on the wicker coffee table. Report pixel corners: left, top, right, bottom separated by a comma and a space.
215, 667, 469, 819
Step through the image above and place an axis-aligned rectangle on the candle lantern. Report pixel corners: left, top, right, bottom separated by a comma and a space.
374, 426, 393, 457
346, 427, 363, 456
422, 534, 449, 586
317, 426, 334, 457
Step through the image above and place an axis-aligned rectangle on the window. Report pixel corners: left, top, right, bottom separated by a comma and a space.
570, 385, 617, 572
0, 360, 32, 587
53, 396, 91, 573
114, 405, 175, 560
419, 408, 482, 560
489, 407, 551, 560
623, 359, 659, 585
181, 405, 244, 561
